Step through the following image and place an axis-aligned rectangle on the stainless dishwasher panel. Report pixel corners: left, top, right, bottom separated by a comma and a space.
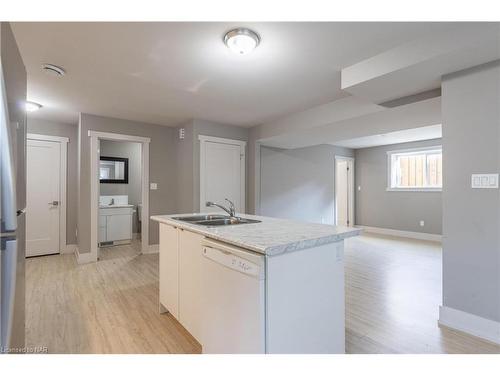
200, 239, 265, 354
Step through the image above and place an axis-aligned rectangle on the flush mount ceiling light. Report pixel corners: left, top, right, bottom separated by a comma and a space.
41, 63, 66, 77
25, 101, 42, 112
223, 28, 260, 55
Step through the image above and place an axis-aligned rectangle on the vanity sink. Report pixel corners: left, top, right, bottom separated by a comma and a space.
172, 215, 261, 226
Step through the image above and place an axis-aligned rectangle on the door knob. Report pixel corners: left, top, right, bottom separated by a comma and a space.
48, 201, 59, 206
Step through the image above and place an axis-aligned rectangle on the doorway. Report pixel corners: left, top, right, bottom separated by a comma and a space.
89, 131, 150, 261
199, 135, 246, 213
335, 156, 354, 226
26, 134, 68, 257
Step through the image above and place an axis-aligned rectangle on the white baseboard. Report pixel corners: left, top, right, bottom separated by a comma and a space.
357, 225, 442, 243
142, 244, 159, 254
61, 244, 78, 254
74, 247, 96, 264
439, 305, 500, 345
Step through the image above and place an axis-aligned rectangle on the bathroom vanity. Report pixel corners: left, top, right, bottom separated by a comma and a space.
99, 195, 134, 246
151, 213, 361, 354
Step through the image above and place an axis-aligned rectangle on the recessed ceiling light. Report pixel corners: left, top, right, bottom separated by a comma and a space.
25, 101, 42, 112
41, 63, 66, 77
223, 28, 260, 55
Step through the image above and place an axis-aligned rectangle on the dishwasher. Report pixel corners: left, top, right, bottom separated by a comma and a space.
200, 238, 266, 354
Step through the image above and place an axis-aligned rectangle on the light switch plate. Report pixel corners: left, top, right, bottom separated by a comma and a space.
471, 174, 498, 189
150, 183, 158, 190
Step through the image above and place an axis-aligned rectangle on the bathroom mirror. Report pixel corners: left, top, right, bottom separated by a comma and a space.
100, 156, 129, 184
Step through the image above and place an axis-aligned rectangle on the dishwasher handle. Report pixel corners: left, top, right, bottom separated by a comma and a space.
202, 245, 265, 280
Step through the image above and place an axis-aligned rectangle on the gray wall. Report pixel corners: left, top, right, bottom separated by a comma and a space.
173, 121, 195, 213
78, 113, 177, 252
260, 144, 354, 224
173, 119, 249, 213
27, 119, 79, 244
355, 139, 442, 234
100, 140, 142, 233
442, 61, 500, 323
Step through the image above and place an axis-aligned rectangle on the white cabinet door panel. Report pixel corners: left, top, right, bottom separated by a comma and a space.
99, 227, 106, 243
178, 229, 203, 343
106, 214, 132, 241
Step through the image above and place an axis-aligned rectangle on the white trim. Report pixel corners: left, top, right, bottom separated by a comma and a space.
27, 133, 69, 143
59, 139, 68, 252
198, 134, 247, 147
88, 130, 151, 144
27, 133, 69, 253
386, 145, 442, 156
74, 247, 95, 264
357, 225, 442, 243
89, 131, 150, 262
141, 142, 150, 254
90, 135, 99, 261
334, 156, 355, 227
61, 244, 77, 254
142, 244, 159, 254
439, 306, 500, 345
199, 135, 246, 213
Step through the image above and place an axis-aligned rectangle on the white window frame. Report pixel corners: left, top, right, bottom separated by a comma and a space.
386, 146, 442, 192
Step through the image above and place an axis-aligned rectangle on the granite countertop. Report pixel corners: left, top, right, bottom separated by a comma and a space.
151, 213, 362, 256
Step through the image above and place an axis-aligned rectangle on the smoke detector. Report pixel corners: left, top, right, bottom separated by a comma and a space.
41, 63, 66, 77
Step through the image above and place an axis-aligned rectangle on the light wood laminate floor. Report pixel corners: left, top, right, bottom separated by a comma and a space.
26, 235, 500, 354
26, 242, 201, 353
345, 234, 500, 354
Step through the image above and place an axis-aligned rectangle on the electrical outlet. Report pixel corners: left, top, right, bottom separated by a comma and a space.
419, 220, 425, 227
358, 186, 361, 191
471, 174, 499, 188
150, 183, 158, 190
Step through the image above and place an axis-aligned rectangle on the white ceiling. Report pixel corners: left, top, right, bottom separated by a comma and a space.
12, 22, 457, 126
332, 124, 442, 149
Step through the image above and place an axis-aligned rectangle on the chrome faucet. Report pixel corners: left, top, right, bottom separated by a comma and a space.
206, 198, 236, 217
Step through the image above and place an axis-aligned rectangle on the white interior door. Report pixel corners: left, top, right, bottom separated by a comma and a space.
200, 137, 245, 214
26, 139, 61, 257
335, 157, 354, 227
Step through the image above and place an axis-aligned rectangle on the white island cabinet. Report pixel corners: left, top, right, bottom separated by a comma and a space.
159, 225, 203, 342
152, 213, 361, 354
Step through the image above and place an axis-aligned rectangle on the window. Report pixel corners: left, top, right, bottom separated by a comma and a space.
387, 146, 442, 191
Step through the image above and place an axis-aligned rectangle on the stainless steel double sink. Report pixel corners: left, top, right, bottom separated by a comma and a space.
172, 214, 261, 226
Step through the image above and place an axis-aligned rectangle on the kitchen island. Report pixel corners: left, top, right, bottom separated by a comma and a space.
151, 213, 361, 354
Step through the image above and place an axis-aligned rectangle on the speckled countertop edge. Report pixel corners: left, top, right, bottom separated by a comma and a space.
151, 213, 362, 256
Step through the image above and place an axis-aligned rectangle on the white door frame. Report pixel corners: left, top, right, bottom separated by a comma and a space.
27, 133, 69, 253
89, 130, 151, 261
199, 135, 246, 212
334, 155, 355, 227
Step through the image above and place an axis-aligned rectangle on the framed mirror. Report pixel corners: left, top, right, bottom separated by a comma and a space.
99, 156, 129, 184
